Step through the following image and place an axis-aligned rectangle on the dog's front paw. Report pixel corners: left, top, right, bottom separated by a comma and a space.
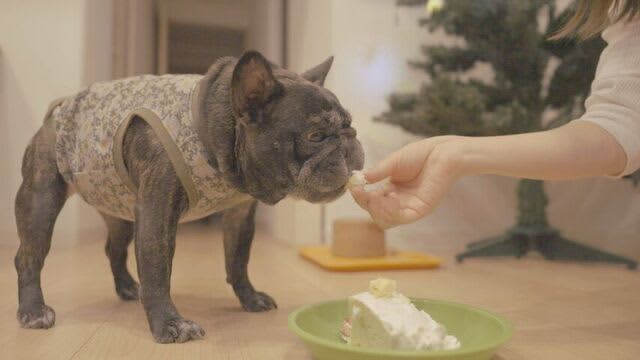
152, 317, 205, 344
116, 280, 139, 301
17, 304, 56, 329
240, 291, 278, 312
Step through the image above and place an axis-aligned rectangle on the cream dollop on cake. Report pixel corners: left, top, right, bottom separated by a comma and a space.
342, 279, 460, 351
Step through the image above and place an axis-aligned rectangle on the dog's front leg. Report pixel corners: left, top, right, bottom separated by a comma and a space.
223, 200, 277, 312
134, 180, 204, 343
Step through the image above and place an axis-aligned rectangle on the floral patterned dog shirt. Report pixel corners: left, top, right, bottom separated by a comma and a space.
50, 74, 250, 222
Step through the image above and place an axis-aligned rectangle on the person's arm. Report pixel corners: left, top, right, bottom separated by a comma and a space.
350, 121, 626, 228
454, 120, 626, 180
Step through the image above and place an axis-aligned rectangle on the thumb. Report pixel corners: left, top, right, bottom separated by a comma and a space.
363, 153, 399, 183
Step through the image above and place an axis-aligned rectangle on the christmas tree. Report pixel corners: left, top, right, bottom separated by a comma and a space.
378, 0, 637, 268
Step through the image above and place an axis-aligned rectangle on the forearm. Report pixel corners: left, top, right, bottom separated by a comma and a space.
447, 121, 627, 180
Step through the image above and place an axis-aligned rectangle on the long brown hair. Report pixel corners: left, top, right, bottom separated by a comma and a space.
551, 0, 640, 39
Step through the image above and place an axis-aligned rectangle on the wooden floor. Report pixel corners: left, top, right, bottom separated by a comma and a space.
1, 223, 640, 360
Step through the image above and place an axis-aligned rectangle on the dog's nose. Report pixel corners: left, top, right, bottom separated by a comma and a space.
340, 127, 356, 138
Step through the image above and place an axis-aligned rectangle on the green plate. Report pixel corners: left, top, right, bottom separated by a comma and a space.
288, 298, 512, 360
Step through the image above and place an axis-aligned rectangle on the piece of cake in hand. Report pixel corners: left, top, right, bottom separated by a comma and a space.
347, 170, 367, 189
341, 278, 460, 351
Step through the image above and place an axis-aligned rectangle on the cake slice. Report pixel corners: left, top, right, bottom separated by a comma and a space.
342, 279, 460, 351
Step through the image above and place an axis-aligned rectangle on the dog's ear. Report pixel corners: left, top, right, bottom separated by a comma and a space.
301, 56, 334, 86
231, 51, 282, 122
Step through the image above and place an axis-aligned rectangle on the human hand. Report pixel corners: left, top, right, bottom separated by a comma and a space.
350, 136, 464, 228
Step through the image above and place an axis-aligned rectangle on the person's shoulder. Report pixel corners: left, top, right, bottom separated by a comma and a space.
602, 14, 639, 43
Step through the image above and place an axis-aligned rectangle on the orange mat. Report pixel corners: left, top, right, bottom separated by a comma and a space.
299, 245, 441, 272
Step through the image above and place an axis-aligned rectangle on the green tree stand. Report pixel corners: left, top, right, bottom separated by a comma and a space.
456, 179, 638, 269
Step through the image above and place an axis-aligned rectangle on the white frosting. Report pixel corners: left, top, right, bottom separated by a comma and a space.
369, 278, 396, 297
347, 170, 367, 188
346, 290, 460, 351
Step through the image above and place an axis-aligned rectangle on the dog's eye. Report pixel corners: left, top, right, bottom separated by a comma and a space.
306, 131, 326, 142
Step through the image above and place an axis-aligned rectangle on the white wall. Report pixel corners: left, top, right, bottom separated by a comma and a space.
0, 0, 112, 245
287, 0, 640, 259
113, 0, 155, 78
247, 0, 283, 64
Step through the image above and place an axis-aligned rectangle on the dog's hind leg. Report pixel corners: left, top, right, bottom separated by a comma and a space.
100, 213, 138, 300
14, 122, 67, 329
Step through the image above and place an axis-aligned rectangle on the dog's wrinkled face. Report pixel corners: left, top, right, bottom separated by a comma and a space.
231, 51, 364, 205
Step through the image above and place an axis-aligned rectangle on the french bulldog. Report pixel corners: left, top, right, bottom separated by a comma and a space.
14, 51, 364, 343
